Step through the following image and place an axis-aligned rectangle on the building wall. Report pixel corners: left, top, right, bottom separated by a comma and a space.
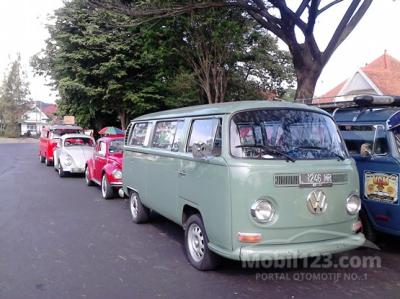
20, 106, 51, 136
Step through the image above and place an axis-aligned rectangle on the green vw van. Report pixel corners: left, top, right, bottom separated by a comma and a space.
123, 101, 365, 270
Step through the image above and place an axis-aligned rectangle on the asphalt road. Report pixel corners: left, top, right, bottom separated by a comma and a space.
1, 143, 400, 299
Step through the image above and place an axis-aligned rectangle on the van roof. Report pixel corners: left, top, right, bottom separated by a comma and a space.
133, 100, 328, 121
334, 107, 400, 124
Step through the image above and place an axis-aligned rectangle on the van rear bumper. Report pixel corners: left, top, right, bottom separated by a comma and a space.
209, 233, 365, 261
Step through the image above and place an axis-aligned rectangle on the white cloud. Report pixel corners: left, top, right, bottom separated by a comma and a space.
315, 0, 400, 96
0, 0, 63, 103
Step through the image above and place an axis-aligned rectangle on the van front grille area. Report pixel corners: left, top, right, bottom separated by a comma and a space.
274, 174, 299, 186
274, 173, 348, 187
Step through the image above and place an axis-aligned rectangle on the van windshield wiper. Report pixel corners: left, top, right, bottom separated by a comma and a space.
236, 145, 295, 162
294, 146, 345, 161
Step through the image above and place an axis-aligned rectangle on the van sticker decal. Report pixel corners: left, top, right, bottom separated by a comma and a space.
364, 172, 398, 203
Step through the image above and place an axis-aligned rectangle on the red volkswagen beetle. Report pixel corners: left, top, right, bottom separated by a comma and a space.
85, 136, 124, 199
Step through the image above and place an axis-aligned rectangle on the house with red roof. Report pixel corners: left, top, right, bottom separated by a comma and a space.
313, 51, 400, 104
20, 102, 58, 136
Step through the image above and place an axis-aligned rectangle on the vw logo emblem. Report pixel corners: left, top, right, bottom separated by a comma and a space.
306, 190, 328, 214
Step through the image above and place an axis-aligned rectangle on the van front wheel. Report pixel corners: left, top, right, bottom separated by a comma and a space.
359, 209, 377, 243
129, 192, 149, 223
184, 214, 221, 271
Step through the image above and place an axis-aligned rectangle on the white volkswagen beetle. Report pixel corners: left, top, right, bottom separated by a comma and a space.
54, 134, 95, 177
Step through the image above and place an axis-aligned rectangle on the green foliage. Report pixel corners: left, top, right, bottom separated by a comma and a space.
33, 0, 295, 130
32, 0, 180, 129
0, 54, 32, 137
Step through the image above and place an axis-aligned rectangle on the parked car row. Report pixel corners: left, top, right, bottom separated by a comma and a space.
39, 125, 124, 200
38, 96, 400, 271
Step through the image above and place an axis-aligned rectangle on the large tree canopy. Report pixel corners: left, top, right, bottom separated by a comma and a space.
32, 0, 178, 129
95, 0, 372, 102
33, 0, 295, 129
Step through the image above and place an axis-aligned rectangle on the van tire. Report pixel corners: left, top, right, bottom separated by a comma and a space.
184, 214, 221, 271
129, 192, 149, 223
359, 209, 377, 243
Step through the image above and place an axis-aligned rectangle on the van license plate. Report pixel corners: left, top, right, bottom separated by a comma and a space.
300, 173, 333, 187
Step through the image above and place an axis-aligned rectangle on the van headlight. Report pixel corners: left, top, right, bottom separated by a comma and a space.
250, 200, 275, 223
112, 169, 122, 179
346, 194, 361, 215
64, 154, 73, 166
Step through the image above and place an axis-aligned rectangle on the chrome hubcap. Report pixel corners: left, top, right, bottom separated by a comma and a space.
187, 223, 205, 262
130, 194, 138, 218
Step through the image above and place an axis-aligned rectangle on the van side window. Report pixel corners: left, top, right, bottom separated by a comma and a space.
124, 122, 133, 146
339, 125, 374, 154
171, 121, 185, 152
374, 126, 388, 154
152, 121, 178, 150
187, 118, 221, 155
130, 122, 151, 146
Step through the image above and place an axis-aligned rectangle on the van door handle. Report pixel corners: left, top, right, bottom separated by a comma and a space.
178, 170, 187, 176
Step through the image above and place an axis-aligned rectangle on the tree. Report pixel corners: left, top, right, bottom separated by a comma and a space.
33, 0, 295, 130
95, 0, 372, 101
32, 0, 182, 130
228, 25, 295, 101
173, 8, 295, 103
176, 8, 246, 104
0, 54, 32, 137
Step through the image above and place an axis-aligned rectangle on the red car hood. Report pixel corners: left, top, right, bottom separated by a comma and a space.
108, 153, 123, 167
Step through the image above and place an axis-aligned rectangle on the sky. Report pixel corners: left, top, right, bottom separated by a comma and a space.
0, 0, 399, 103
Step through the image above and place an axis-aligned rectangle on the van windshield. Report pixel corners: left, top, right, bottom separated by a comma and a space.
231, 109, 347, 160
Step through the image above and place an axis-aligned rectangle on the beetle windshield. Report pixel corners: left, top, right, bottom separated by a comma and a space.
231, 109, 348, 160
109, 139, 124, 153
64, 137, 94, 147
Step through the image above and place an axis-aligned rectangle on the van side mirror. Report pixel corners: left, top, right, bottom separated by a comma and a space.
360, 143, 372, 157
192, 143, 213, 160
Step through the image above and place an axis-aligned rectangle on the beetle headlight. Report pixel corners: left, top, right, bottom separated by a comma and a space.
64, 154, 73, 166
112, 169, 122, 179
346, 194, 361, 215
250, 200, 276, 223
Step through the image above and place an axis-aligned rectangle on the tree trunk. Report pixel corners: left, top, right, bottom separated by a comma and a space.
294, 67, 321, 103
119, 111, 126, 130
291, 45, 323, 103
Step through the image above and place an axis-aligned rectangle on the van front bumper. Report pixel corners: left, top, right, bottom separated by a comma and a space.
240, 234, 365, 261
209, 233, 365, 261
